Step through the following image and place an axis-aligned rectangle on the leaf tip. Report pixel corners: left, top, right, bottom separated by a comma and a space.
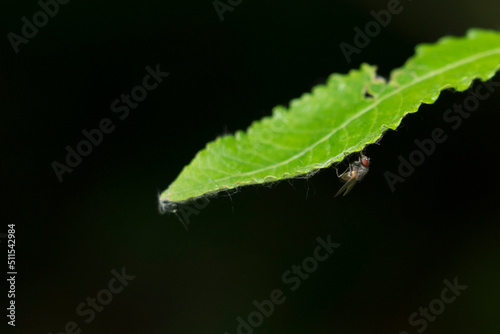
158, 196, 178, 214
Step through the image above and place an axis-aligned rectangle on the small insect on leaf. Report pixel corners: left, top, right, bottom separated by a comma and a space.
334, 153, 371, 197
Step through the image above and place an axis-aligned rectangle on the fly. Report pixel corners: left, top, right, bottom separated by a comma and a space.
334, 153, 371, 197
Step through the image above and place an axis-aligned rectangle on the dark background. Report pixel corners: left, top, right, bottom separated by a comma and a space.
1, 0, 500, 333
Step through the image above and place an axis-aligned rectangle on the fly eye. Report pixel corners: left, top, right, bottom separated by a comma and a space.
361, 158, 370, 167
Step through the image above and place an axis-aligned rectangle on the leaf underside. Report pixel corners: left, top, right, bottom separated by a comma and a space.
160, 28, 500, 208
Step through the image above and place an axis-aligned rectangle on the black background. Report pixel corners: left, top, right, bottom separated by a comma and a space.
1, 0, 500, 333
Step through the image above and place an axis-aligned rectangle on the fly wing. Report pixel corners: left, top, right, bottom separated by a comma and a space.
334, 178, 358, 198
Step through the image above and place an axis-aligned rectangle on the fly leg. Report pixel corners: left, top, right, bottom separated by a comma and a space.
334, 153, 351, 178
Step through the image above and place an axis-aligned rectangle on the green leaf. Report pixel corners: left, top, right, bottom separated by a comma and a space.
160, 28, 500, 207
